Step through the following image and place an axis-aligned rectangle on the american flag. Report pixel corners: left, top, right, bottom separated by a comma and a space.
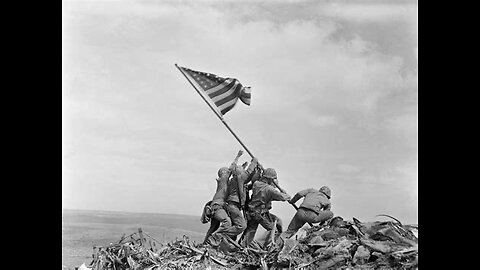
178, 66, 251, 115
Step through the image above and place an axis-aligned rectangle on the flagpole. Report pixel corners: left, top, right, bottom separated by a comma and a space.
175, 64, 306, 222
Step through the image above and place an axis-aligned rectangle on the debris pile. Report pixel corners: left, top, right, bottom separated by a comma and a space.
79, 216, 418, 270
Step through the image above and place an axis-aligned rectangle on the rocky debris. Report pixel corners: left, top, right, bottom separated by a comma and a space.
352, 245, 370, 265
79, 215, 418, 269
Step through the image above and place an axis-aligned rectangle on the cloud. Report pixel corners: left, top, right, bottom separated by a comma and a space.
312, 115, 339, 127
394, 160, 418, 202
65, 1, 415, 120
385, 112, 418, 149
337, 164, 361, 174
319, 2, 417, 23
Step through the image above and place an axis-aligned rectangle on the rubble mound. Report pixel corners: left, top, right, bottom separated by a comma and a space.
79, 216, 418, 270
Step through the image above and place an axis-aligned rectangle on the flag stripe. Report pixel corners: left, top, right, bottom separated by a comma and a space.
204, 79, 234, 95
218, 98, 238, 113
216, 86, 241, 110
210, 81, 240, 103
215, 87, 238, 107
239, 87, 251, 105
241, 93, 251, 99
220, 104, 236, 115
207, 80, 237, 99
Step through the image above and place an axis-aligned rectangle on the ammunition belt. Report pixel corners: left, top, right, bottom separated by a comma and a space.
248, 204, 269, 214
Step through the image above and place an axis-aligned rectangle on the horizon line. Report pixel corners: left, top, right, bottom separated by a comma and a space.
62, 207, 200, 218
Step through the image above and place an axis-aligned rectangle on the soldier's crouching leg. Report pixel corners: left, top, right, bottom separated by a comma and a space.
262, 213, 283, 247
312, 210, 334, 224
284, 209, 308, 239
204, 219, 220, 244
239, 214, 260, 247
265, 213, 283, 233
205, 233, 223, 247
225, 203, 247, 237
213, 208, 231, 235
205, 208, 232, 247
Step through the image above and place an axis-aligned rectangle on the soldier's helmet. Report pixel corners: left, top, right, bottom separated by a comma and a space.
217, 167, 230, 177
263, 168, 277, 180
319, 186, 331, 199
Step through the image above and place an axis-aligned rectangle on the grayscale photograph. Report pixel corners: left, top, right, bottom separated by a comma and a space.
62, 0, 418, 269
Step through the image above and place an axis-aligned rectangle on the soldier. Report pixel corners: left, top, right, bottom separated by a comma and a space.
203, 150, 243, 246
240, 168, 291, 247
283, 186, 334, 239
224, 156, 259, 240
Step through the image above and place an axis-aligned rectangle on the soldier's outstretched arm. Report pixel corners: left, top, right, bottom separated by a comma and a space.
229, 150, 244, 171
269, 186, 291, 202
245, 157, 258, 175
244, 157, 259, 184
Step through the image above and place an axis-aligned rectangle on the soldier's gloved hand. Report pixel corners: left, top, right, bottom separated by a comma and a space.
257, 161, 263, 169
241, 161, 249, 169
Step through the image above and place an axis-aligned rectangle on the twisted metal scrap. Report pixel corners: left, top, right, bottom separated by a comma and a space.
85, 215, 418, 270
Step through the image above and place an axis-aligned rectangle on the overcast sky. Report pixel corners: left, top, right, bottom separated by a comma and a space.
62, 0, 418, 225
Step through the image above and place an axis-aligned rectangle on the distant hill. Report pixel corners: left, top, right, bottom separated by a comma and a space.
62, 209, 207, 269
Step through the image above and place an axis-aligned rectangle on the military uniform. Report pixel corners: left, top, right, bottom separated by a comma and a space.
203, 171, 231, 244
284, 188, 334, 238
240, 179, 290, 247
224, 159, 258, 238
